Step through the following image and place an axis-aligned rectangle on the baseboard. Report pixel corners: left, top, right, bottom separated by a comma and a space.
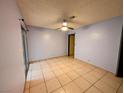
29, 55, 68, 64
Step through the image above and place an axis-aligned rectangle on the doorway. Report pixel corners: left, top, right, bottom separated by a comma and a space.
21, 26, 29, 76
68, 34, 75, 57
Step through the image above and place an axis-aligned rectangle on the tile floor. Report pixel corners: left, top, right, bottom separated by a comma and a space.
24, 56, 123, 93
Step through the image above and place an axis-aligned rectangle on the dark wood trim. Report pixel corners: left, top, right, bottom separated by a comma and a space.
68, 34, 75, 56
68, 35, 70, 56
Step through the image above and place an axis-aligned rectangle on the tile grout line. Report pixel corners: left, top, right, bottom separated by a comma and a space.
29, 58, 76, 93
67, 70, 97, 93
28, 66, 32, 93
47, 62, 65, 93
41, 66, 50, 93
80, 67, 121, 93
47, 59, 87, 93
93, 86, 104, 93
83, 71, 108, 93
116, 80, 123, 93
75, 67, 97, 78
45, 58, 103, 93
55, 72, 83, 93
28, 57, 123, 93
51, 74, 67, 93
62, 71, 92, 93
94, 72, 123, 93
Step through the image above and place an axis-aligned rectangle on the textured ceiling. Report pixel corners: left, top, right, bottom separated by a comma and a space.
17, 0, 122, 29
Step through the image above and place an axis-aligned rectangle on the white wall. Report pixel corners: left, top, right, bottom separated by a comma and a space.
28, 27, 68, 61
0, 0, 25, 93
71, 16, 122, 74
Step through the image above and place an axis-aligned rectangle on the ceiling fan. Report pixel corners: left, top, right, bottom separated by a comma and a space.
56, 16, 75, 31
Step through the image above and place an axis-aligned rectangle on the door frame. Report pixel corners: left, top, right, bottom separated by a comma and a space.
21, 26, 29, 77
68, 34, 75, 56
116, 29, 123, 77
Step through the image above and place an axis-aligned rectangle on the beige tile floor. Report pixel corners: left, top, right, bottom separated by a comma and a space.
24, 56, 123, 93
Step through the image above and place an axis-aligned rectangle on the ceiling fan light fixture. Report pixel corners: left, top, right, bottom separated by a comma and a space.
62, 22, 67, 26
61, 26, 68, 31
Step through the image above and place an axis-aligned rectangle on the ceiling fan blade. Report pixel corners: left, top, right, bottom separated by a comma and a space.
69, 16, 76, 19
70, 20, 83, 25
68, 27, 74, 30
56, 27, 61, 30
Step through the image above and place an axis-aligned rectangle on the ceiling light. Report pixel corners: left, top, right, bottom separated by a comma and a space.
61, 26, 68, 31
62, 22, 67, 26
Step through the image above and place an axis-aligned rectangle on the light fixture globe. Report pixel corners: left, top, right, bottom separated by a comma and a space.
61, 26, 68, 31
62, 22, 67, 26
